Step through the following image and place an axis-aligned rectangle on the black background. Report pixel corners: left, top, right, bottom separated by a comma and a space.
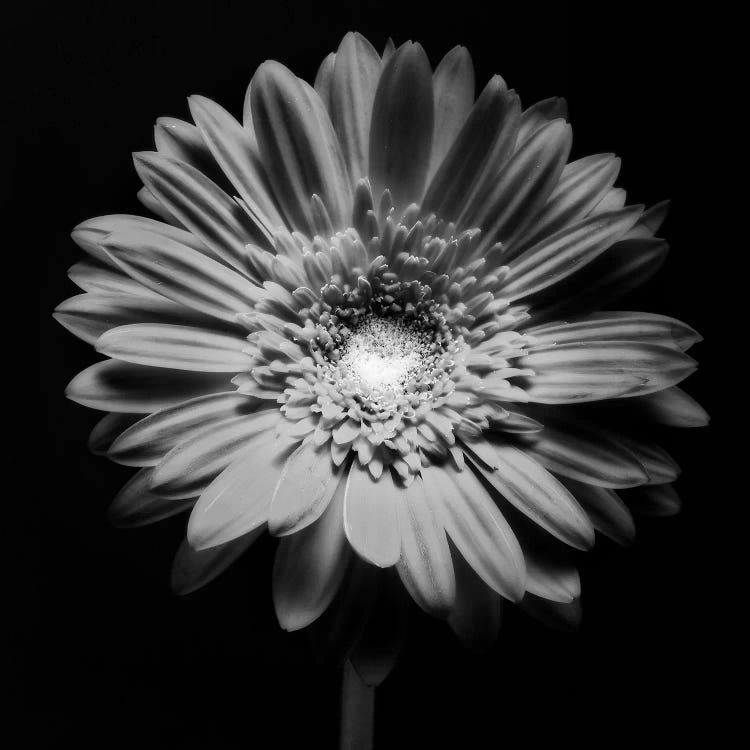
15, 1, 725, 747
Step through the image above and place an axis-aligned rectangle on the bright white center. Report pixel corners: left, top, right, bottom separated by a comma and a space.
338, 317, 431, 395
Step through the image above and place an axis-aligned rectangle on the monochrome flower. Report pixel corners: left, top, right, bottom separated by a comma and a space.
56, 33, 706, 664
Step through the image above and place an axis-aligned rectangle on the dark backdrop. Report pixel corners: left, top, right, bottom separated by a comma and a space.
16, 1, 722, 747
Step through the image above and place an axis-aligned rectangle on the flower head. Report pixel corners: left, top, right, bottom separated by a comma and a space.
57, 33, 706, 667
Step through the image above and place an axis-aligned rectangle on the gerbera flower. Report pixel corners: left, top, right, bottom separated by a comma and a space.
56, 32, 706, 673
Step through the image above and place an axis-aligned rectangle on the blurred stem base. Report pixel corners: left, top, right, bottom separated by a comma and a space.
340, 660, 375, 750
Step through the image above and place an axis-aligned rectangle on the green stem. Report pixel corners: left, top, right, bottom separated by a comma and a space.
340, 660, 375, 750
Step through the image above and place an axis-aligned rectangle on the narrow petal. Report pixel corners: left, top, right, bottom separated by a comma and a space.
133, 150, 266, 270
188, 95, 286, 236
447, 546, 504, 650
313, 52, 336, 110
343, 464, 401, 567
526, 312, 702, 352
88, 412, 142, 455
96, 323, 251, 372
68, 259, 162, 298
54, 293, 222, 346
422, 75, 515, 224
187, 425, 298, 550
251, 61, 351, 232
502, 205, 643, 301
428, 45, 475, 180
622, 483, 681, 517
331, 32, 383, 183
422, 463, 526, 600
108, 468, 194, 527
633, 387, 709, 427
520, 342, 697, 403
520, 594, 582, 631
560, 477, 635, 545
516, 97, 568, 144
368, 42, 434, 210
396, 477, 456, 617
465, 444, 595, 550
272, 479, 350, 631
66, 360, 231, 413
151, 410, 283, 499
268, 439, 344, 535
470, 119, 572, 254
522, 421, 649, 488
509, 153, 621, 256
109, 392, 258, 466
171, 527, 264, 595
102, 229, 262, 323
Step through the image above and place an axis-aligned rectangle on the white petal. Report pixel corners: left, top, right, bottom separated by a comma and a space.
108, 468, 194, 527
343, 464, 401, 567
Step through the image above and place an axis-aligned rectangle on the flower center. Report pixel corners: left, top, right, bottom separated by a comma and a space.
338, 316, 434, 396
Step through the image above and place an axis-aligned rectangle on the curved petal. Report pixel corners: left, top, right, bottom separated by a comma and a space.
272, 479, 350, 631
188, 95, 286, 237
54, 293, 223, 346
68, 259, 163, 298
343, 464, 401, 567
517, 97, 567, 144
108, 468, 194, 527
88, 412, 142, 455
66, 360, 231, 413
465, 444, 595, 550
102, 229, 262, 323
502, 205, 644, 301
109, 392, 259, 466
632, 387, 709, 427
526, 311, 702, 352
422, 462, 526, 601
396, 477, 456, 617
133, 150, 267, 270
268, 439, 344, 536
368, 42, 434, 210
171, 526, 264, 595
331, 32, 383, 183
560, 477, 635, 545
186, 424, 298, 550
428, 45, 475, 179
96, 323, 251, 372
251, 60, 352, 233
150, 410, 283, 499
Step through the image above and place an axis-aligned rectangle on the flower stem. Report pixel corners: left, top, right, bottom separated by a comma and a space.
340, 660, 375, 750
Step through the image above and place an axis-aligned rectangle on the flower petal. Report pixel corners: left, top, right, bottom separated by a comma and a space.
520, 342, 697, 403
88, 412, 142, 455
331, 32, 383, 183
186, 424, 298, 550
151, 410, 283, 499
560, 478, 635, 546
272, 479, 350, 631
465, 444, 595, 550
422, 463, 526, 601
516, 97, 567, 144
622, 483, 681, 517
508, 153, 621, 256
502, 205, 644, 301
447, 546, 504, 650
632, 387, 709, 427
108, 468, 194, 527
171, 527, 264, 595
102, 229, 262, 323
396, 477, 456, 617
108, 392, 258, 466
96, 323, 251, 372
68, 259, 162, 298
66, 360, 231, 413
343, 464, 401, 568
526, 311, 702, 352
428, 45, 475, 180
133, 150, 265, 270
54, 293, 220, 346
422, 75, 516, 225
313, 52, 336, 110
470, 119, 572, 254
268, 439, 344, 536
368, 42, 434, 210
188, 95, 286, 237
251, 60, 351, 233
520, 594, 582, 631
521, 420, 649, 488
